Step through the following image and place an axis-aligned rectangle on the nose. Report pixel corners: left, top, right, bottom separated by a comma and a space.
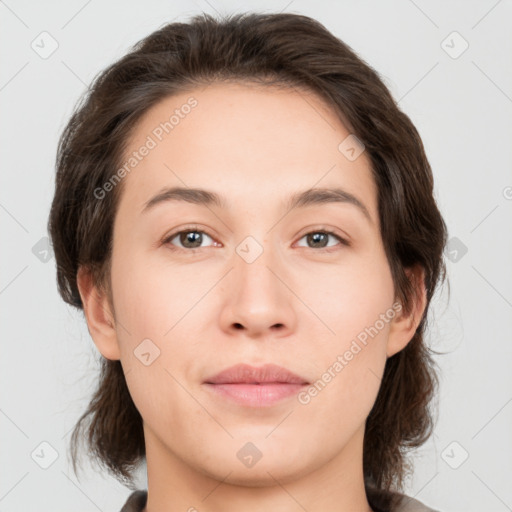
218, 238, 298, 339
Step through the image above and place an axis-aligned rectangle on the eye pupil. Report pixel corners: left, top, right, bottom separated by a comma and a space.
181, 231, 202, 248
308, 232, 328, 248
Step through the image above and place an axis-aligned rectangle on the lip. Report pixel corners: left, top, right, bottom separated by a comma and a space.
203, 363, 309, 408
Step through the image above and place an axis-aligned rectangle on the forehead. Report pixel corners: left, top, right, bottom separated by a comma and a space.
117, 82, 377, 222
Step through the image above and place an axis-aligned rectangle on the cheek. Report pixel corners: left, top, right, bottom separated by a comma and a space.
110, 252, 204, 409
309, 255, 395, 339
298, 318, 390, 441
110, 249, 211, 343
301, 255, 393, 406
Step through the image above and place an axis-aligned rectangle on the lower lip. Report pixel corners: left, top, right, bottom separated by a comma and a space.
204, 383, 307, 407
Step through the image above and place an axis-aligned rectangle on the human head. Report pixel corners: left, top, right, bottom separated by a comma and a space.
48, 11, 447, 509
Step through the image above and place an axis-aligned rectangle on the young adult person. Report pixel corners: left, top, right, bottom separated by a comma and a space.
48, 12, 447, 512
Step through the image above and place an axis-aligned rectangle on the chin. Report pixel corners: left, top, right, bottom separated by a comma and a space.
208, 463, 304, 488
193, 446, 315, 488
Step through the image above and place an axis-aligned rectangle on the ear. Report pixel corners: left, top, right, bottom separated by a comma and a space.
386, 264, 427, 358
76, 266, 121, 360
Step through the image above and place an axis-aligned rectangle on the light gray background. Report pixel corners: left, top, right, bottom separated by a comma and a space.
1, 1, 511, 511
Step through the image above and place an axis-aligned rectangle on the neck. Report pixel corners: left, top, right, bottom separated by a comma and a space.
142, 423, 374, 512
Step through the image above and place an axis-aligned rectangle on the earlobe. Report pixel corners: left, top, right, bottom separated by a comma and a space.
76, 266, 121, 361
386, 265, 427, 358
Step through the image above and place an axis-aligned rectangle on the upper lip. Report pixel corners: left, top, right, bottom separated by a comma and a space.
204, 363, 309, 385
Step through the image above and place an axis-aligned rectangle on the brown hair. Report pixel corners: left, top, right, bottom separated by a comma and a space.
48, 11, 448, 510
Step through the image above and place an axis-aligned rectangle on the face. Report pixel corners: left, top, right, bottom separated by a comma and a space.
91, 82, 411, 486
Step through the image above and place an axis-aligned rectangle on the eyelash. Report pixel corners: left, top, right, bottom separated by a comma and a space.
161, 225, 351, 253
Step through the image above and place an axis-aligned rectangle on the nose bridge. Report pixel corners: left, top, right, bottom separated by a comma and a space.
235, 234, 277, 293
221, 232, 296, 336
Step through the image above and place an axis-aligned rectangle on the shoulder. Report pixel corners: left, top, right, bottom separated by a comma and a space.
119, 490, 148, 512
368, 485, 440, 512
392, 491, 440, 512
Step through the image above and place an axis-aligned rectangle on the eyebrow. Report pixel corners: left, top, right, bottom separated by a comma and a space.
141, 186, 372, 223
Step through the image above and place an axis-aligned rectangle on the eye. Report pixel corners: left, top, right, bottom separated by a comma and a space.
162, 227, 350, 252
163, 228, 217, 250
295, 229, 350, 251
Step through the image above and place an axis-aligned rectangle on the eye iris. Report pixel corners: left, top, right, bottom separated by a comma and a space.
308, 232, 328, 248
181, 231, 202, 248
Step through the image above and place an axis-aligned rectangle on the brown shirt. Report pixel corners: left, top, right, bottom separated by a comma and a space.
119, 489, 440, 511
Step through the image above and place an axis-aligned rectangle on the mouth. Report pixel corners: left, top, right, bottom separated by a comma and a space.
203, 363, 309, 408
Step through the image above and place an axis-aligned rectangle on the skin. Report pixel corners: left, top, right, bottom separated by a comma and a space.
77, 82, 426, 512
